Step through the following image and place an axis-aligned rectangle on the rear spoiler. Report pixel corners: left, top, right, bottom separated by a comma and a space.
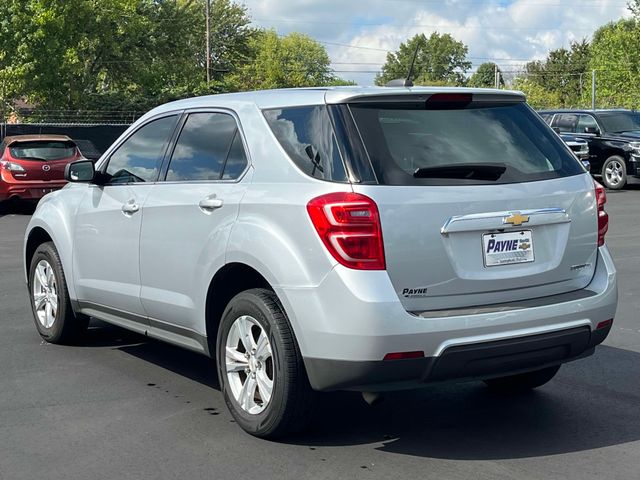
326, 90, 526, 105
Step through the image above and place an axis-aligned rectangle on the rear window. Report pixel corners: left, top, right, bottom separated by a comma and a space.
349, 101, 583, 185
9, 141, 76, 161
263, 106, 348, 182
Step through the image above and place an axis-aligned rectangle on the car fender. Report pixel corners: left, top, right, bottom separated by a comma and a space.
24, 186, 85, 301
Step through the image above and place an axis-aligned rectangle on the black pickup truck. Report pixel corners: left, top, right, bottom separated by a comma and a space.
539, 109, 640, 189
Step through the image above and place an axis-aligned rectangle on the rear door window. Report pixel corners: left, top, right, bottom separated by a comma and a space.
263, 106, 348, 182
165, 112, 244, 181
349, 101, 583, 186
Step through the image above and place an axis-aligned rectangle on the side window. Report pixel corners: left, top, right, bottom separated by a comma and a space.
222, 131, 248, 180
577, 114, 599, 133
105, 115, 178, 184
263, 106, 348, 182
166, 112, 243, 181
553, 114, 578, 133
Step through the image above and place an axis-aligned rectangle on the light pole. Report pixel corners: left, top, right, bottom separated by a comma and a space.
205, 0, 211, 83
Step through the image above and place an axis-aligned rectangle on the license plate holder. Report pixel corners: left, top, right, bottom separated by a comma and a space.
482, 230, 534, 267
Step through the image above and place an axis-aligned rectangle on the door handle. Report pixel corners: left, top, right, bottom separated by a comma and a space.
121, 200, 140, 215
199, 197, 224, 212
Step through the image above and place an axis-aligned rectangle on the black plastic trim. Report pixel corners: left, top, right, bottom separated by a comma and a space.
304, 324, 612, 392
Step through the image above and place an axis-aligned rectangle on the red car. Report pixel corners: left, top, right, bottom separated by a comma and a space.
0, 135, 84, 203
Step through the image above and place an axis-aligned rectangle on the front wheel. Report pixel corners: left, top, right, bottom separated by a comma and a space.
216, 288, 315, 438
28, 242, 89, 344
601, 155, 627, 190
484, 365, 560, 392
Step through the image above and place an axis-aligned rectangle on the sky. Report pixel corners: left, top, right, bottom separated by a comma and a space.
240, 0, 631, 85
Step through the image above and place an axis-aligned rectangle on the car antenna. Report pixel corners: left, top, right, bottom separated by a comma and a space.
385, 40, 421, 87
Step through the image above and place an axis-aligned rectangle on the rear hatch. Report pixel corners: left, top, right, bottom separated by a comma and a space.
342, 92, 597, 312
5, 139, 79, 181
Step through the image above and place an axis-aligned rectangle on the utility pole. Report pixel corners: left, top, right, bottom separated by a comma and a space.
592, 70, 596, 111
494, 64, 499, 89
205, 0, 211, 84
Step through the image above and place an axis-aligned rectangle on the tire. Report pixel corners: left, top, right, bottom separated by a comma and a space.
601, 155, 627, 190
28, 241, 89, 344
216, 288, 315, 438
484, 365, 560, 392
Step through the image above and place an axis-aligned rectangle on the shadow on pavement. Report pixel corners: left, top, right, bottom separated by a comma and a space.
109, 323, 640, 460
87, 321, 220, 390
0, 200, 37, 217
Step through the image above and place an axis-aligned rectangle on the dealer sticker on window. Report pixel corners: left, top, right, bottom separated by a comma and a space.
482, 230, 534, 267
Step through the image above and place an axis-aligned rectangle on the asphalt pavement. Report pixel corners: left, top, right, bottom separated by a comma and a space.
1, 188, 639, 480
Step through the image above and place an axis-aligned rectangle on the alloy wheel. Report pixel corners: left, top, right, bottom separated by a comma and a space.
605, 160, 624, 186
32, 259, 58, 329
224, 315, 274, 414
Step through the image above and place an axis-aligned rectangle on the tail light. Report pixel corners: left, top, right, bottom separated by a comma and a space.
595, 181, 608, 246
0, 160, 26, 172
307, 192, 386, 270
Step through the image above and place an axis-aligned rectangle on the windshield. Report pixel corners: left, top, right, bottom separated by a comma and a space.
9, 141, 76, 161
597, 112, 640, 133
349, 101, 584, 186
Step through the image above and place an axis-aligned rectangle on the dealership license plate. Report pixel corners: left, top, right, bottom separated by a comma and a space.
482, 230, 534, 267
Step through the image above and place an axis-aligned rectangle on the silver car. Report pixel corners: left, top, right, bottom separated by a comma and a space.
23, 87, 618, 438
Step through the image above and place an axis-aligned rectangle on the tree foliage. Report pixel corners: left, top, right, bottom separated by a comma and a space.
230, 30, 340, 90
589, 19, 640, 109
522, 40, 590, 108
512, 77, 562, 110
0, 0, 349, 114
468, 62, 504, 88
375, 33, 471, 86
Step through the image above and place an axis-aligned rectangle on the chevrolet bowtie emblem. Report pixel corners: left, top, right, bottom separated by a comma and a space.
504, 213, 530, 226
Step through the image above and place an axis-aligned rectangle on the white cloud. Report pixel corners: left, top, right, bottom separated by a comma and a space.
240, 0, 631, 85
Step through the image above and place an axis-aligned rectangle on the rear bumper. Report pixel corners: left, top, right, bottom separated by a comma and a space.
277, 246, 617, 392
305, 324, 611, 392
0, 176, 67, 201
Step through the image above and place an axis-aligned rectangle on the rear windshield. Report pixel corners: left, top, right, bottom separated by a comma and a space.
349, 101, 583, 185
597, 112, 640, 133
9, 141, 76, 161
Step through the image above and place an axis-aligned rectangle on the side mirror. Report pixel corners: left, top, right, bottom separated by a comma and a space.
65, 160, 95, 182
584, 126, 600, 135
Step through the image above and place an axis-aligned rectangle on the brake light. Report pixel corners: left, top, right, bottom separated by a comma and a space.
595, 181, 608, 247
307, 192, 386, 270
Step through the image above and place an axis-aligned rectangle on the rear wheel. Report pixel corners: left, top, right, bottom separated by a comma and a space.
28, 242, 89, 344
216, 288, 315, 438
601, 155, 627, 190
484, 365, 560, 392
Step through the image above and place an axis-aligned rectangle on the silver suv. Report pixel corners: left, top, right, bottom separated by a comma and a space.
24, 87, 618, 438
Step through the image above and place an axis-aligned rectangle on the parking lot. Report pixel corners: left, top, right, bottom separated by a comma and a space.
1, 187, 639, 480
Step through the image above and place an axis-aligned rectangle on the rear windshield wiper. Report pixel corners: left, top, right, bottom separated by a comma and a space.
413, 163, 507, 181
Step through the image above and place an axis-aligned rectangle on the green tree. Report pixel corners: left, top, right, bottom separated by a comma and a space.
523, 40, 590, 108
375, 33, 471, 86
231, 30, 344, 90
512, 77, 562, 109
589, 19, 640, 109
0, 0, 255, 113
468, 62, 504, 88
